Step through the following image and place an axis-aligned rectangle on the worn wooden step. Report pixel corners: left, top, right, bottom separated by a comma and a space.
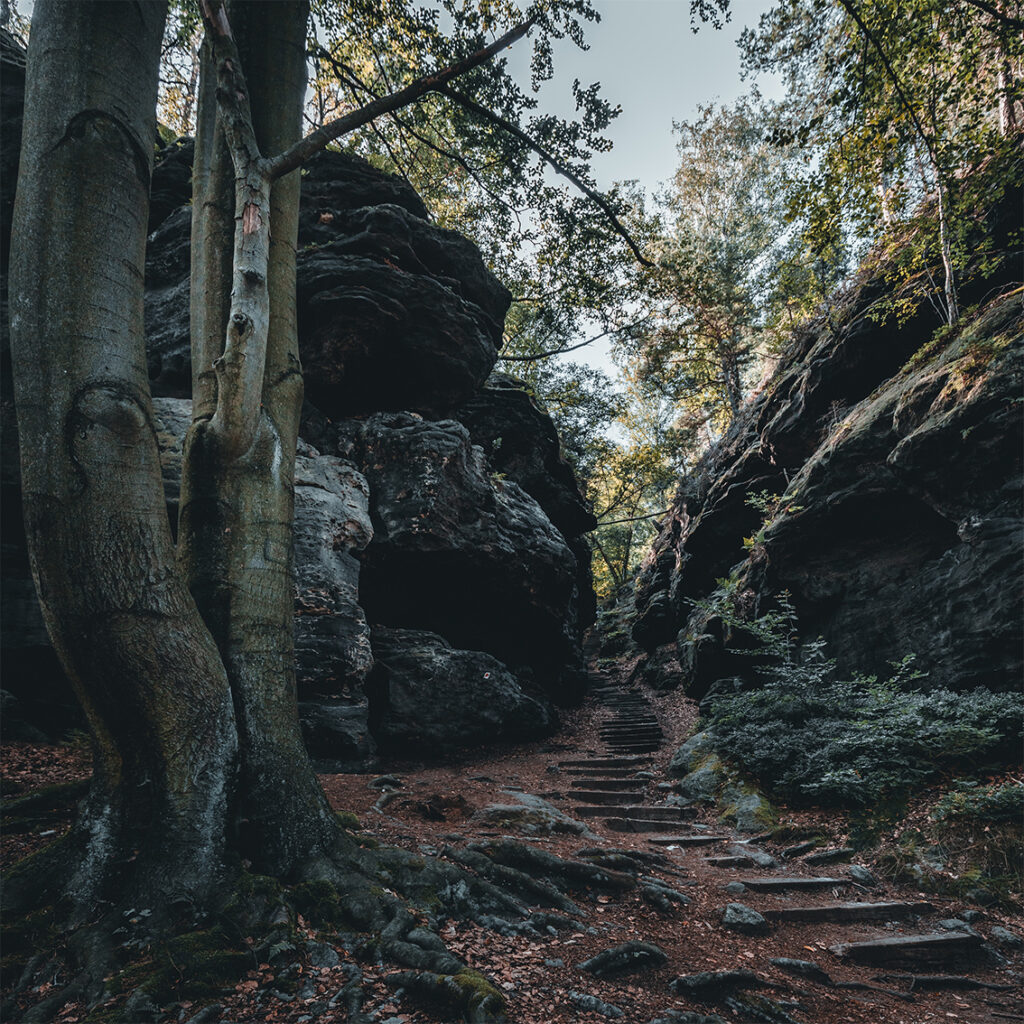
569, 778, 647, 790
558, 757, 652, 768
647, 834, 730, 847
764, 901, 933, 923
704, 855, 756, 869
831, 932, 984, 966
742, 877, 848, 893
573, 805, 695, 820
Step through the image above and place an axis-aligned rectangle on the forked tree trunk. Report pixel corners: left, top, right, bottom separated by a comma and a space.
179, 0, 339, 878
8, 0, 238, 915
10, 0, 537, 914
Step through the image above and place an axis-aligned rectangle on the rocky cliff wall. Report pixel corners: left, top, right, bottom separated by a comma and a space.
631, 233, 1023, 699
0, 65, 597, 766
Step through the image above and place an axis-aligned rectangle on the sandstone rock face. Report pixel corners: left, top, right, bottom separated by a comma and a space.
456, 373, 598, 538
143, 148, 511, 414
341, 413, 583, 694
633, 276, 1023, 696
292, 443, 376, 769
367, 627, 555, 756
457, 373, 598, 632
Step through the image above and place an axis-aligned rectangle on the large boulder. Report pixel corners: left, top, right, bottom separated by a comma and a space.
367, 627, 555, 757
339, 413, 583, 697
144, 147, 511, 414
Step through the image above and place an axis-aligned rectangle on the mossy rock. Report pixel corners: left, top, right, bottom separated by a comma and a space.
335, 810, 361, 830
291, 878, 343, 925
387, 967, 506, 1023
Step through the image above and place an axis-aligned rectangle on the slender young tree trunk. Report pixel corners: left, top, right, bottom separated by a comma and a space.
8, 0, 238, 917
178, 0, 339, 878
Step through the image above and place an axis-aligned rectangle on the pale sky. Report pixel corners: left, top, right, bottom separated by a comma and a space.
507, 0, 778, 197
502, 0, 780, 377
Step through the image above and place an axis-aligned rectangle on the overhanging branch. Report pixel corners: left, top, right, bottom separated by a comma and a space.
267, 18, 536, 180
439, 83, 654, 268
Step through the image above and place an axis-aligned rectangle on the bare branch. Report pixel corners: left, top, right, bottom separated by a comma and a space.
198, 0, 261, 171
594, 508, 671, 528
501, 314, 655, 362
267, 17, 536, 181
439, 84, 654, 268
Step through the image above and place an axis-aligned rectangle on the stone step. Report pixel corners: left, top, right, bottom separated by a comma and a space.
606, 744, 662, 753
599, 727, 662, 736
647, 834, 730, 847
742, 877, 849, 893
562, 767, 639, 777
704, 855, 756, 869
598, 737, 663, 745
831, 932, 984, 966
569, 778, 647, 790
573, 805, 696, 820
764, 901, 933, 924
558, 757, 652, 768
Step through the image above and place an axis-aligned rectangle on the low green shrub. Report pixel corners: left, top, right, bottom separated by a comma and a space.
703, 651, 1022, 807
932, 780, 1024, 825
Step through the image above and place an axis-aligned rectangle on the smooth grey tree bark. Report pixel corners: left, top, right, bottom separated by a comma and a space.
8, 0, 238, 917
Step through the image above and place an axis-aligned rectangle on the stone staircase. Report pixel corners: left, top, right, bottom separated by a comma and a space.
553, 670, 1022, 1016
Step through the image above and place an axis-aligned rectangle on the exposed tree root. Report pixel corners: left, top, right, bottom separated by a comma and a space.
2, 818, 663, 1023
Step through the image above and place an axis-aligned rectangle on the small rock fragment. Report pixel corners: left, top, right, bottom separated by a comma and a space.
308, 941, 341, 968
728, 843, 776, 868
569, 990, 625, 1018
990, 925, 1024, 950
847, 864, 877, 887
770, 957, 834, 985
724, 881, 747, 895
721, 903, 771, 936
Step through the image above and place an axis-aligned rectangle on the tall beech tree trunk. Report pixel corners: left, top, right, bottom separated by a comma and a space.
8, 0, 238, 915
